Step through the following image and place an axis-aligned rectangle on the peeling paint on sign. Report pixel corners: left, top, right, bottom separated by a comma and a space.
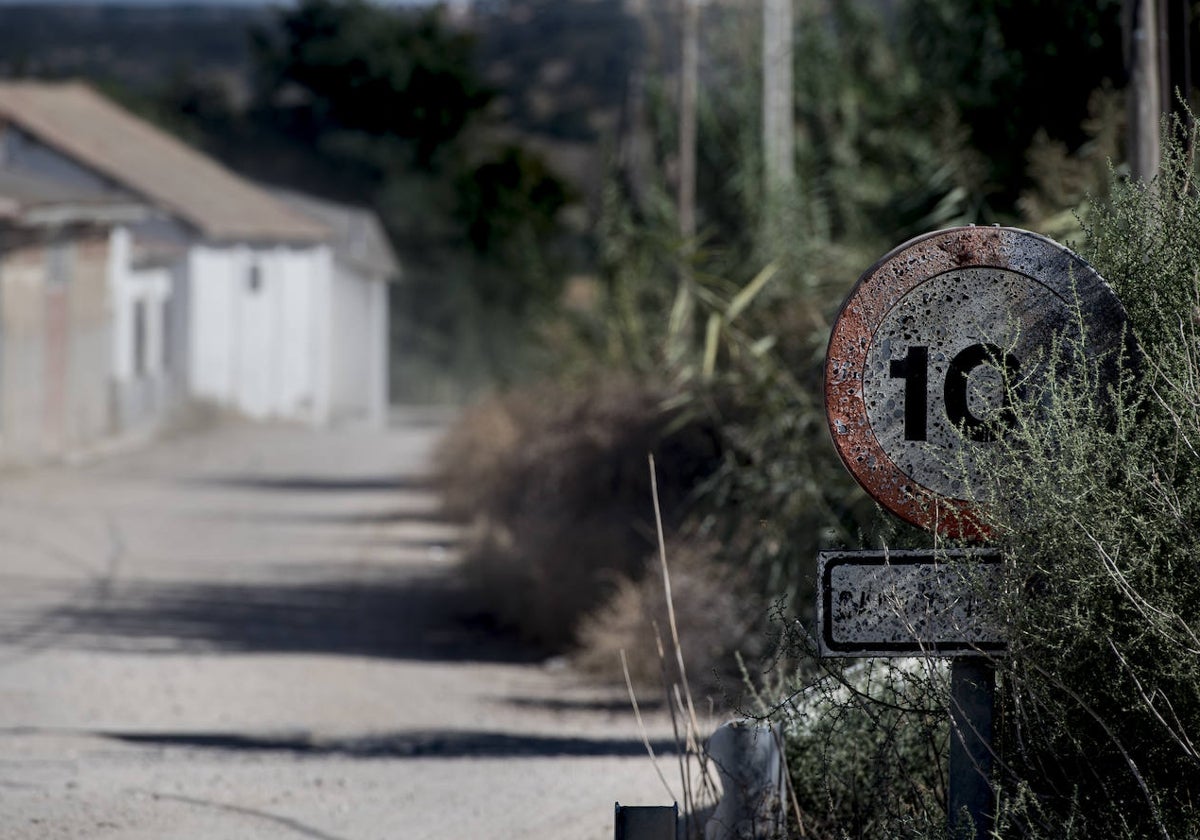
817, 549, 1006, 657
824, 226, 1134, 539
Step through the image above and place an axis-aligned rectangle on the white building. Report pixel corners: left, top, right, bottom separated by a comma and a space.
272, 188, 398, 427
0, 81, 394, 429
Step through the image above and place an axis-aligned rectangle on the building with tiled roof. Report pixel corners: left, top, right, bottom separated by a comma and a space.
0, 81, 392, 431
0, 82, 328, 243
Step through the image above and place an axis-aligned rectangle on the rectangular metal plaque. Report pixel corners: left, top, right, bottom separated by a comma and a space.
817, 549, 1006, 657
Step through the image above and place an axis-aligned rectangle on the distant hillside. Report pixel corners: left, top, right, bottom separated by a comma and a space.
474, 0, 640, 144
0, 2, 644, 139
0, 4, 270, 92
0, 1, 648, 197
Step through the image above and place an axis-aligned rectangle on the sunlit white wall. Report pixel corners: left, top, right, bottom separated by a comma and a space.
188, 242, 335, 424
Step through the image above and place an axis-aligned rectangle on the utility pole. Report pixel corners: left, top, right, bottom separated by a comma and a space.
1127, 0, 1193, 181
1160, 0, 1193, 140
679, 0, 699, 246
1128, 0, 1162, 181
669, 0, 700, 364
762, 0, 795, 191
762, 0, 799, 271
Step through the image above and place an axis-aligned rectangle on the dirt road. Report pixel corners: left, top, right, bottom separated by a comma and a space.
0, 413, 681, 839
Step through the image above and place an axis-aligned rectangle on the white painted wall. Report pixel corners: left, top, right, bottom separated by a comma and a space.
107, 226, 173, 431
369, 276, 388, 427
188, 242, 334, 424
330, 264, 389, 427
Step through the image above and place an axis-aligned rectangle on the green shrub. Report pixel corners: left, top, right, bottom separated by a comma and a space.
769, 123, 1200, 840
781, 658, 949, 839
973, 126, 1200, 839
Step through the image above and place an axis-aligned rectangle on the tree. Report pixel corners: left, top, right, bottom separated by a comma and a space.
252, 0, 491, 169
904, 0, 1125, 209
248, 0, 575, 398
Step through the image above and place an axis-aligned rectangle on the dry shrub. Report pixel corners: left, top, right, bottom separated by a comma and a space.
574, 537, 759, 698
435, 377, 723, 649
434, 389, 524, 519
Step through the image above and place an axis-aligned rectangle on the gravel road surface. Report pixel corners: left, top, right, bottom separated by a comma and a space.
0, 413, 684, 839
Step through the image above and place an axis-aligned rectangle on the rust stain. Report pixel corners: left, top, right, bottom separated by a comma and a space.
825, 225, 1026, 541
825, 223, 1127, 540
937, 226, 1006, 269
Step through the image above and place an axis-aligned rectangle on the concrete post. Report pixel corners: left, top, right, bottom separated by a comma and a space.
705, 720, 786, 840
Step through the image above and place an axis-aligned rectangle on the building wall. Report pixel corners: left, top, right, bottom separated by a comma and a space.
369, 274, 389, 427
1, 241, 47, 459
330, 264, 388, 427
0, 229, 112, 463
108, 226, 177, 432
1, 125, 130, 198
66, 232, 111, 449
188, 242, 333, 424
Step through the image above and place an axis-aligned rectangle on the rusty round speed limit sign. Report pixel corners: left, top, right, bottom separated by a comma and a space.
825, 226, 1133, 539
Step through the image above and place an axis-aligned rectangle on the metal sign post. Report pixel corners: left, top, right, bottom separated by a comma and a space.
819, 226, 1135, 839
949, 657, 995, 838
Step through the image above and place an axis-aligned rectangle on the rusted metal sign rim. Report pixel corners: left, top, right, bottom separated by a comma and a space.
824, 226, 1132, 540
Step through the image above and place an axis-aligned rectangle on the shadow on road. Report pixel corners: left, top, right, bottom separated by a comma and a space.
502, 696, 665, 713
194, 474, 436, 493
187, 506, 460, 526
101, 728, 679, 759
37, 566, 540, 664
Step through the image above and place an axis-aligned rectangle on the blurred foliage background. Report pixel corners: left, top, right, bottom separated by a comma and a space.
0, 0, 1137, 399
6, 1, 1200, 834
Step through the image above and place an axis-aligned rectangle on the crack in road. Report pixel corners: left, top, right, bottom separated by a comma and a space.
134, 791, 354, 840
